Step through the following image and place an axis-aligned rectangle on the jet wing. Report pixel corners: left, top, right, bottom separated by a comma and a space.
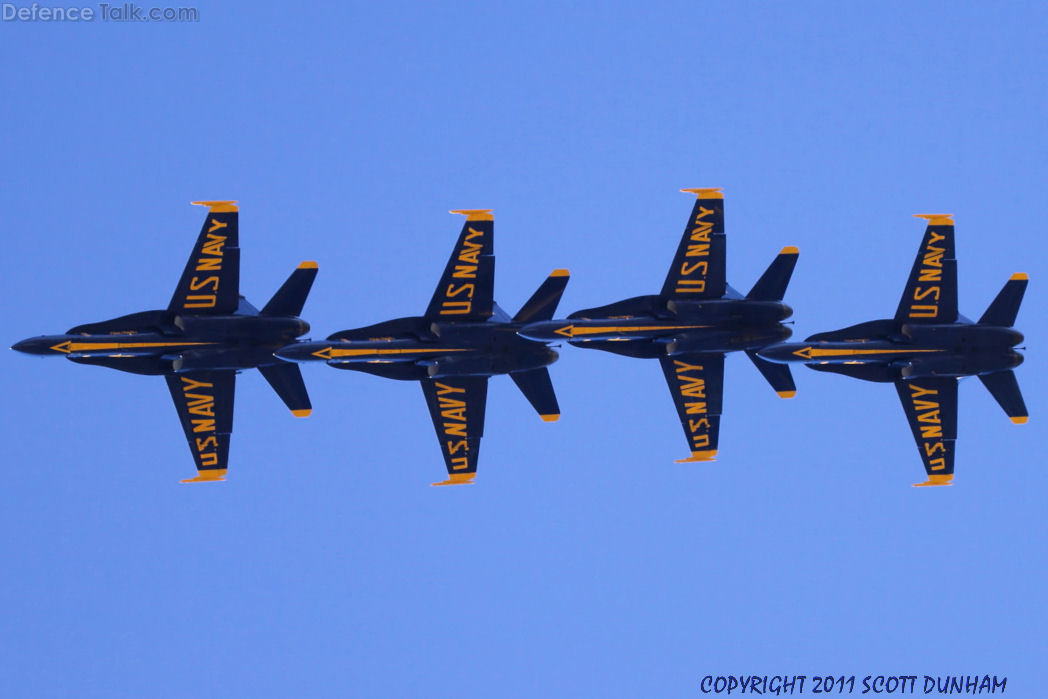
659, 352, 724, 462
660, 189, 726, 300
421, 376, 488, 485
894, 214, 957, 324
894, 377, 958, 486
424, 210, 495, 321
169, 201, 241, 315
165, 370, 235, 482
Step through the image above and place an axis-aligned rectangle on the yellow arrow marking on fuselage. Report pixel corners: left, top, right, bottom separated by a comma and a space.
556, 324, 710, 338
51, 340, 219, 354
792, 346, 947, 360
315, 346, 473, 359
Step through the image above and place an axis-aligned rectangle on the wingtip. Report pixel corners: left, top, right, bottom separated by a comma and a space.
550, 268, 570, 278
680, 187, 723, 199
776, 390, 797, 399
1010, 273, 1029, 281
180, 469, 228, 484
298, 261, 319, 270
191, 200, 238, 213
430, 473, 476, 486
291, 408, 312, 417
540, 413, 560, 422
675, 450, 717, 463
779, 246, 799, 255
912, 474, 954, 487
1010, 415, 1028, 424
913, 213, 954, 226
449, 209, 494, 221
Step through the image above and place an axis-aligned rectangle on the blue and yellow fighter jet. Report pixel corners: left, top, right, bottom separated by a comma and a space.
275, 210, 569, 486
12, 201, 318, 483
758, 215, 1027, 486
518, 189, 799, 463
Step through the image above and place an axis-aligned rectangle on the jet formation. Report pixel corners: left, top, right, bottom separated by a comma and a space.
12, 195, 1028, 486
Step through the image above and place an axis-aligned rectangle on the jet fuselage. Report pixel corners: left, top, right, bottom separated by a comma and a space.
519, 295, 793, 358
13, 313, 311, 374
276, 316, 559, 379
758, 321, 1024, 379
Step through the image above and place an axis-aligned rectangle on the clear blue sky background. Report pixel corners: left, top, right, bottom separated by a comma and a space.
2, 2, 1045, 696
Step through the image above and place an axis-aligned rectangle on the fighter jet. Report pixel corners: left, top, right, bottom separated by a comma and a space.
275, 210, 568, 486
12, 201, 317, 483
758, 215, 1027, 486
518, 189, 799, 463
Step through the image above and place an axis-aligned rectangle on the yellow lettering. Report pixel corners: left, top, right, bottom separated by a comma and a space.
452, 264, 477, 279
445, 283, 475, 299
195, 257, 222, 271
207, 219, 228, 233
436, 382, 466, 395
184, 295, 217, 308
913, 286, 940, 301
908, 385, 939, 398
180, 377, 214, 391
189, 276, 220, 291
191, 418, 215, 433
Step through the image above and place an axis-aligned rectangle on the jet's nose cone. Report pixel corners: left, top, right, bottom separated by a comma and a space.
518, 320, 567, 342
12, 337, 54, 355
757, 343, 804, 364
276, 342, 321, 363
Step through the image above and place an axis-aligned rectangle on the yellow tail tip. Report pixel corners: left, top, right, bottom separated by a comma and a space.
191, 200, 238, 213
913, 213, 954, 225
680, 187, 723, 199
675, 450, 717, 463
431, 473, 476, 486
449, 209, 494, 221
298, 261, 318, 270
1011, 415, 1028, 424
912, 474, 954, 487
540, 413, 560, 422
550, 269, 570, 278
779, 246, 799, 255
776, 390, 797, 399
1010, 273, 1029, 281
180, 469, 228, 484
291, 409, 312, 417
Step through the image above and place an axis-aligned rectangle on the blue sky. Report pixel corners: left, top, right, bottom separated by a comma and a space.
1, 2, 1045, 696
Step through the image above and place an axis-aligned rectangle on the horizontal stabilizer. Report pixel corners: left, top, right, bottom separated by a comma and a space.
261, 262, 318, 317
978, 370, 1028, 423
746, 247, 799, 301
978, 274, 1027, 327
513, 270, 570, 323
746, 350, 796, 397
258, 362, 312, 416
509, 367, 560, 422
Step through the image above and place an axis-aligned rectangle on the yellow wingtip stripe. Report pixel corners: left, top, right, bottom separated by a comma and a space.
180, 469, 228, 484
675, 450, 717, 463
1010, 416, 1028, 424
780, 246, 799, 255
191, 200, 239, 213
291, 409, 312, 417
550, 269, 570, 278
431, 473, 476, 486
449, 209, 494, 221
913, 213, 954, 226
680, 187, 724, 199
298, 261, 318, 270
540, 413, 560, 422
912, 474, 954, 487
1010, 273, 1029, 281
776, 390, 797, 399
